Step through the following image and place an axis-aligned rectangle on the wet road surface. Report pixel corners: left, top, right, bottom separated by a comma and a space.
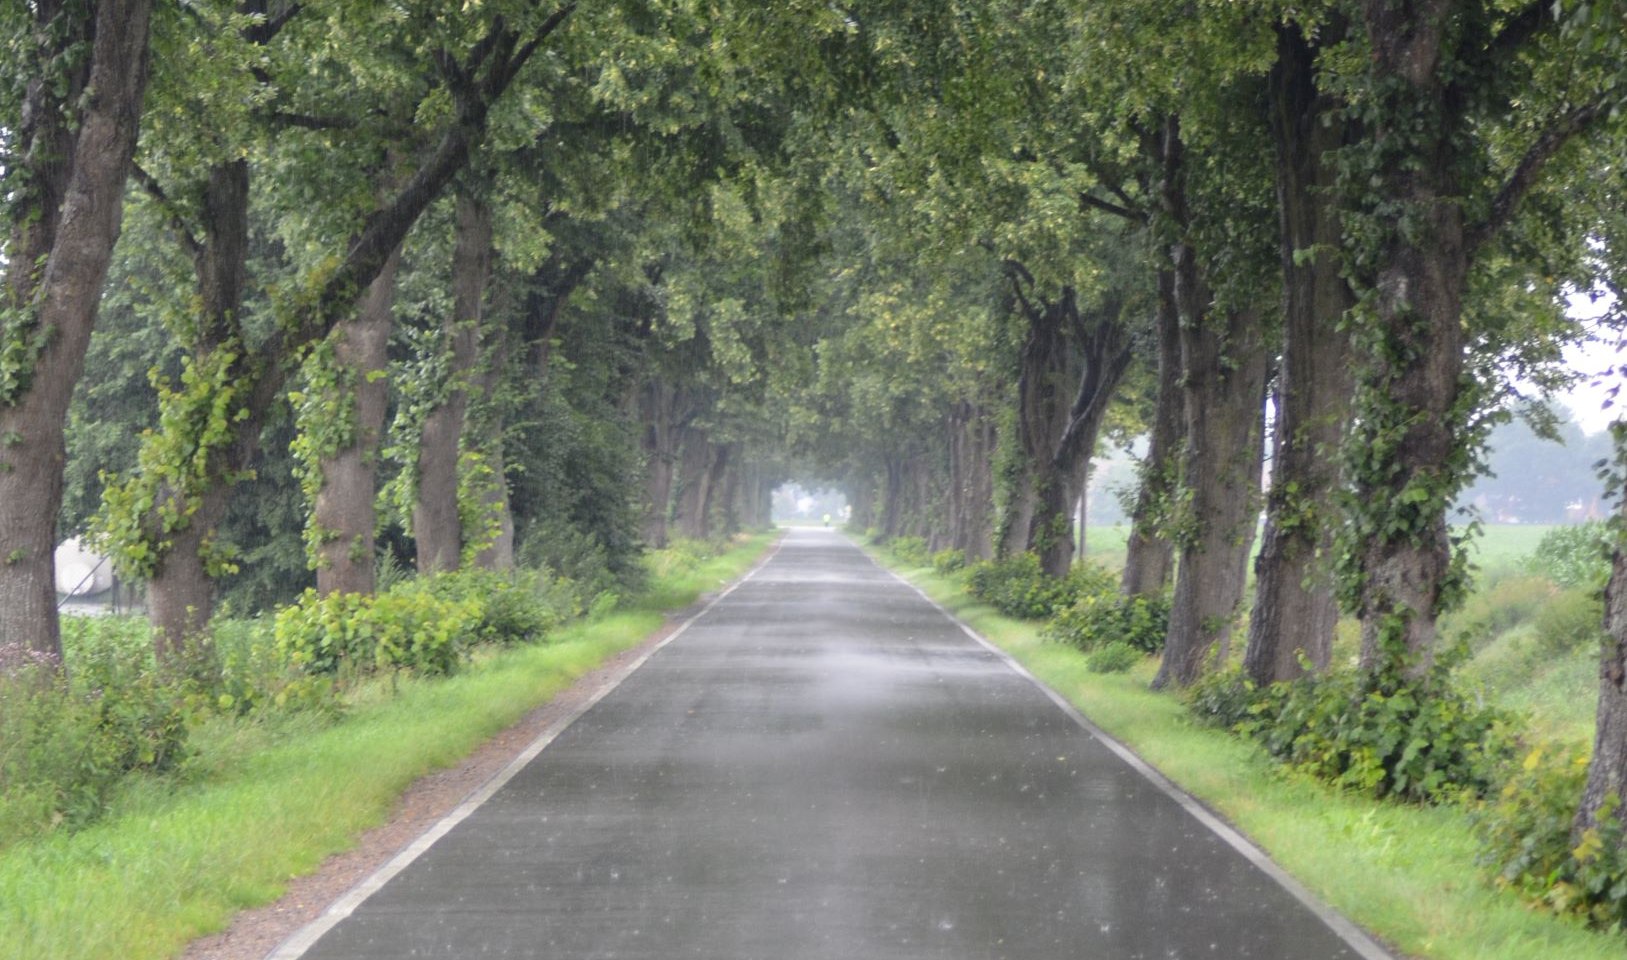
280, 529, 1384, 959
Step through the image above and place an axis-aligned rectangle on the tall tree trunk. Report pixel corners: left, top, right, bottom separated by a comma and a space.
1347, 2, 1469, 676
701, 443, 733, 537
709, 449, 741, 536
1152, 304, 1269, 690
1010, 288, 1076, 569
672, 427, 717, 541
0, 0, 153, 668
997, 469, 1037, 558
1030, 299, 1131, 578
638, 381, 688, 549
1245, 23, 1356, 686
848, 475, 877, 531
313, 249, 401, 595
145, 159, 254, 657
1122, 269, 1182, 597
952, 403, 997, 559
470, 454, 516, 570
468, 338, 514, 571
1576, 443, 1627, 844
879, 455, 907, 539
415, 193, 491, 573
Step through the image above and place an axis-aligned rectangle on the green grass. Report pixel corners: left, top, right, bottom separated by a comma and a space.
873, 547, 1624, 960
1463, 524, 1561, 581
1462, 624, 1600, 748
0, 533, 776, 960
1080, 524, 1130, 573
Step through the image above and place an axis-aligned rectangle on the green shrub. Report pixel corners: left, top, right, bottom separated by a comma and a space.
1186, 667, 1263, 730
1477, 744, 1627, 929
409, 569, 577, 646
1448, 575, 1557, 643
1532, 587, 1606, 656
274, 588, 476, 677
646, 537, 723, 580
210, 616, 338, 716
1191, 663, 1515, 804
518, 521, 628, 597
1085, 641, 1143, 673
1, 632, 189, 847
1528, 522, 1613, 589
931, 548, 967, 574
965, 553, 1107, 620
1045, 589, 1170, 654
889, 535, 931, 566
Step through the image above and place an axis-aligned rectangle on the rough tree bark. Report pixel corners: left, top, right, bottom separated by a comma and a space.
1576, 447, 1627, 844
1244, 22, 1356, 686
714, 445, 743, 537
313, 248, 401, 595
672, 427, 723, 540
1003, 288, 1073, 564
144, 159, 254, 657
1121, 269, 1182, 597
1152, 301, 1268, 689
1343, 2, 1467, 675
947, 401, 997, 560
1004, 275, 1132, 578
0, 0, 154, 667
468, 337, 515, 571
640, 382, 693, 548
414, 191, 492, 574
1030, 298, 1131, 578
847, 475, 878, 531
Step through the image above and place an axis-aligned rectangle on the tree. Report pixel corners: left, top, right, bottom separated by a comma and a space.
0, 0, 155, 667
1244, 20, 1358, 685
96, 2, 577, 654
1328, 0, 1621, 676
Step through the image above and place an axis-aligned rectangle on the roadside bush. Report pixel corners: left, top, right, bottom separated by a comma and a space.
1186, 667, 1262, 730
411, 569, 578, 646
1532, 587, 1607, 656
931, 548, 967, 574
1, 638, 188, 847
1191, 664, 1515, 804
646, 536, 723, 580
1478, 744, 1627, 929
1085, 641, 1143, 673
1528, 521, 1613, 589
966, 553, 1109, 620
275, 588, 477, 677
1448, 575, 1557, 643
889, 535, 931, 566
518, 521, 628, 598
210, 616, 337, 716
1045, 589, 1170, 654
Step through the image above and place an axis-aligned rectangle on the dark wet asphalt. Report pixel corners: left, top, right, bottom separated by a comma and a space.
290, 530, 1373, 960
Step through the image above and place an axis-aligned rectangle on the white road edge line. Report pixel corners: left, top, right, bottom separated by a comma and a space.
264, 537, 786, 960
864, 543, 1397, 960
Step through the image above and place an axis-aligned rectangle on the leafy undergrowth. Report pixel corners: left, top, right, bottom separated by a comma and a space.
0, 533, 775, 960
870, 545, 1625, 960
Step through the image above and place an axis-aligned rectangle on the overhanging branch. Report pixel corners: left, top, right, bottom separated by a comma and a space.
1468, 96, 1611, 253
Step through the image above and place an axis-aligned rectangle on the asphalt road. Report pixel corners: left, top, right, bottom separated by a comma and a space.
278, 529, 1386, 960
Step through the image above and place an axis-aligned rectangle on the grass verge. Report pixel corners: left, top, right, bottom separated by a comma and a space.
0, 532, 776, 960
872, 548, 1623, 960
